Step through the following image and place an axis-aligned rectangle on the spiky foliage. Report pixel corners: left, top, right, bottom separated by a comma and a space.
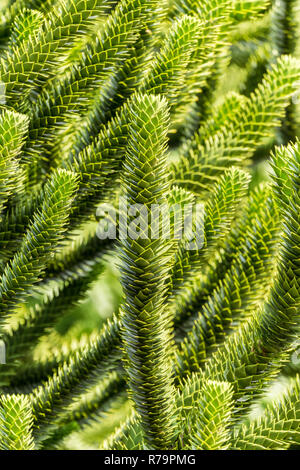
119, 94, 177, 449
171, 55, 300, 192
182, 379, 234, 450
0, 394, 34, 450
231, 374, 300, 449
0, 108, 28, 212
0, 0, 299, 452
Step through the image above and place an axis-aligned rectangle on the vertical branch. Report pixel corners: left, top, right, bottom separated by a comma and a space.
119, 93, 177, 449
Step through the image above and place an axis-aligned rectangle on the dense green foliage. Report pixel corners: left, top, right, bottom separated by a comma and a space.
0, 0, 299, 450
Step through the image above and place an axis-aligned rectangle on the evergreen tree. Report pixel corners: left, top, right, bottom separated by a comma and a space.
0, 0, 299, 450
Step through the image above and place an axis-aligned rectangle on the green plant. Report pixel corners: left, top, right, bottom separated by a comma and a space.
0, 0, 299, 451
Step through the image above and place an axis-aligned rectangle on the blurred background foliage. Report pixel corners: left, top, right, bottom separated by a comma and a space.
0, 0, 299, 449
